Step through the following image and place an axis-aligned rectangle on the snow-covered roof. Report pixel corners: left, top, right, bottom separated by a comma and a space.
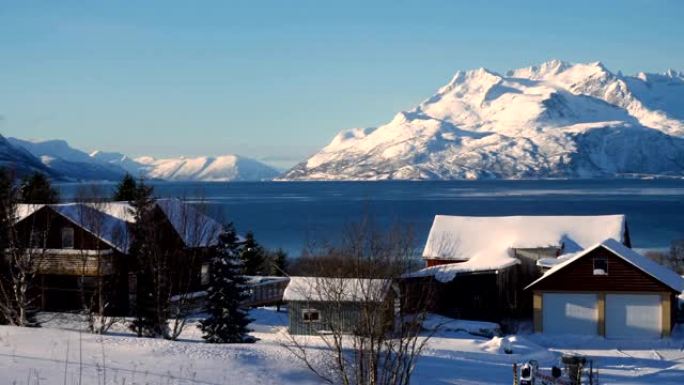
51, 203, 132, 253
414, 214, 627, 283
424, 215, 626, 260
526, 238, 684, 293
283, 277, 391, 303
536, 252, 580, 269
409, 257, 520, 283
156, 199, 223, 248
15, 199, 224, 253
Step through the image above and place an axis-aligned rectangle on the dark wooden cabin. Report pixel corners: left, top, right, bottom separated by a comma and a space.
7, 199, 224, 315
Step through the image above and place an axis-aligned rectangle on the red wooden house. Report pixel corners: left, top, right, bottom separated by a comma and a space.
526, 239, 683, 339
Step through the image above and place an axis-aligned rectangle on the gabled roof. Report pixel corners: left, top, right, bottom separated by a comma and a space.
156, 199, 223, 248
15, 199, 224, 254
525, 238, 684, 293
283, 277, 391, 303
51, 203, 132, 253
414, 214, 627, 283
424, 215, 627, 260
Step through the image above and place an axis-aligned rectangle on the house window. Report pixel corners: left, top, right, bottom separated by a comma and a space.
200, 264, 210, 285
30, 231, 45, 248
593, 257, 608, 275
61, 227, 74, 249
302, 308, 321, 323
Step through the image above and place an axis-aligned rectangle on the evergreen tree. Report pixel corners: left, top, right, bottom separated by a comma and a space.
200, 224, 254, 343
269, 248, 288, 276
0, 169, 13, 325
0, 168, 14, 258
240, 231, 267, 276
113, 174, 137, 201
128, 179, 163, 337
19, 172, 58, 203
0, 168, 13, 244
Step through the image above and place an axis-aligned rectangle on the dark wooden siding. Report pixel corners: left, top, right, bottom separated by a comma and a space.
529, 246, 674, 293
16, 206, 113, 250
425, 259, 466, 267
12, 205, 215, 315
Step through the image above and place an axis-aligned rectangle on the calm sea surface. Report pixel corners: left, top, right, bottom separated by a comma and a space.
56, 180, 684, 256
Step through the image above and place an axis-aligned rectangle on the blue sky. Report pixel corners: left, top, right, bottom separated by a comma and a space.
1, 0, 682, 168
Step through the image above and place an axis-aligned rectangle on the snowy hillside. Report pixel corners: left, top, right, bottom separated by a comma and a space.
92, 151, 280, 181
9, 138, 127, 181
0, 135, 58, 178
2, 136, 279, 182
133, 154, 280, 181
89, 150, 146, 176
282, 60, 684, 180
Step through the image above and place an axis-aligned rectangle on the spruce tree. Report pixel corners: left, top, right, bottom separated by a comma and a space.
200, 224, 254, 343
19, 172, 58, 203
240, 231, 267, 276
0, 169, 13, 325
0, 168, 13, 246
113, 174, 137, 201
127, 179, 163, 337
269, 248, 288, 276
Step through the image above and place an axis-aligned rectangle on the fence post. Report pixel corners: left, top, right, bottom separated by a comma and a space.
513, 363, 518, 385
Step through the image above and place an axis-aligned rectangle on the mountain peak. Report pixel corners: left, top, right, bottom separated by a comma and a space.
283, 59, 684, 181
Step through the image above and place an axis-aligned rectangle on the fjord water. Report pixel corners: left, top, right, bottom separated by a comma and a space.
57, 180, 684, 256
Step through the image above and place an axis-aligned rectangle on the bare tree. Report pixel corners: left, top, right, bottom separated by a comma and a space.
646, 238, 684, 275
285, 220, 436, 385
0, 190, 49, 326
161, 197, 222, 340
74, 185, 118, 334
127, 190, 223, 340
668, 239, 684, 274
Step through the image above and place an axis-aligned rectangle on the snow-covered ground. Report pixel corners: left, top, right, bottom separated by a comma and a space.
1, 308, 683, 384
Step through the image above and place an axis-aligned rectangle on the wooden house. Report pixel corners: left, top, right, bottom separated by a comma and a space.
8, 199, 224, 315
283, 277, 396, 335
526, 239, 683, 339
408, 215, 630, 321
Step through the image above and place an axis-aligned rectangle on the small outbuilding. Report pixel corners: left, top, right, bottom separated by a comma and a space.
283, 277, 396, 335
526, 239, 684, 339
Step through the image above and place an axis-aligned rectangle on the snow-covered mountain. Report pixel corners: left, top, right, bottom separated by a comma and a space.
89, 150, 148, 176
0, 135, 59, 178
4, 138, 279, 182
282, 60, 684, 180
8, 138, 127, 181
132, 155, 280, 181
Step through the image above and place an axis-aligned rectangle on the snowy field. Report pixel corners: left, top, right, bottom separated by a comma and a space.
1, 308, 683, 385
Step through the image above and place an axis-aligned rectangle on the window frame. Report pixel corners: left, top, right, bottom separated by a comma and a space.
61, 227, 75, 249
302, 308, 321, 323
30, 231, 45, 248
200, 263, 210, 285
592, 256, 608, 276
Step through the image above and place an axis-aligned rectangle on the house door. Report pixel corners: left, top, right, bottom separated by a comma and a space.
605, 294, 662, 339
542, 293, 598, 335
